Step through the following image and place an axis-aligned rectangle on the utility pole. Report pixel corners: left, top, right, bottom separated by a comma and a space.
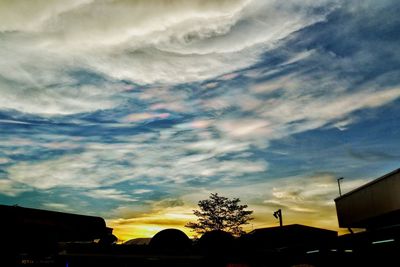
337, 177, 344, 196
273, 209, 283, 227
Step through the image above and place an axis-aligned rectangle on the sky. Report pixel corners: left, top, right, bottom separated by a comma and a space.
0, 0, 399, 242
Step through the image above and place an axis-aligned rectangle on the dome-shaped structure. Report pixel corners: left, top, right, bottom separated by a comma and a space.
198, 230, 234, 253
149, 228, 191, 251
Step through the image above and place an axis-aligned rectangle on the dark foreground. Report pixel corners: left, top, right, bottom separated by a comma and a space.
2, 227, 399, 267
1, 203, 398, 267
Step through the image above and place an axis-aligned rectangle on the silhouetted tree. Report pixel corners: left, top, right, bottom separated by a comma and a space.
185, 193, 253, 236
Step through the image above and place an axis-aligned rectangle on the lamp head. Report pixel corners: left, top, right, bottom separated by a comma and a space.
273, 211, 278, 218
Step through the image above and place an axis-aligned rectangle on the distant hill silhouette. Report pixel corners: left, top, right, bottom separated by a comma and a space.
124, 237, 152, 245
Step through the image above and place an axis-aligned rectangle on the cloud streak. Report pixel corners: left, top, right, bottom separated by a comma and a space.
0, 0, 338, 115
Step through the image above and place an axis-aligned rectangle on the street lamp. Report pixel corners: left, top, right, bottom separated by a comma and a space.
273, 209, 283, 227
337, 177, 344, 196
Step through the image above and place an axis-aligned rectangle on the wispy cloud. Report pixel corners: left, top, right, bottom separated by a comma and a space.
6, 130, 268, 191
133, 189, 153, 195
122, 113, 170, 123
42, 202, 73, 212
0, 179, 30, 197
85, 188, 138, 202
0, 0, 337, 115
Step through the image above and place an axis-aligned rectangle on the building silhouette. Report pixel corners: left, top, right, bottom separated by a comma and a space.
0, 204, 114, 266
335, 168, 400, 266
335, 168, 400, 230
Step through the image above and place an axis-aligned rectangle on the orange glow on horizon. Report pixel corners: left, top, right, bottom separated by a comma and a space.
107, 206, 198, 243
107, 205, 347, 243
109, 222, 196, 243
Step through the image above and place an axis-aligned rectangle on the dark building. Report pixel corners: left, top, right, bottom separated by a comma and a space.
0, 204, 111, 242
246, 224, 337, 250
0, 204, 114, 266
334, 169, 400, 266
335, 168, 400, 230
236, 224, 338, 267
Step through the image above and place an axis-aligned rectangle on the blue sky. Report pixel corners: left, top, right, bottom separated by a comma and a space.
0, 0, 399, 240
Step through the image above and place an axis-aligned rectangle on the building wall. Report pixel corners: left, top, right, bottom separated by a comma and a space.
335, 170, 400, 228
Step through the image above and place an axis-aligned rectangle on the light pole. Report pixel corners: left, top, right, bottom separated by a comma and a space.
337, 177, 344, 196
273, 209, 282, 227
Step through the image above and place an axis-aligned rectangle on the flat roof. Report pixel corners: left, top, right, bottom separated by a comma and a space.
335, 168, 400, 201
250, 224, 337, 234
0, 204, 104, 221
